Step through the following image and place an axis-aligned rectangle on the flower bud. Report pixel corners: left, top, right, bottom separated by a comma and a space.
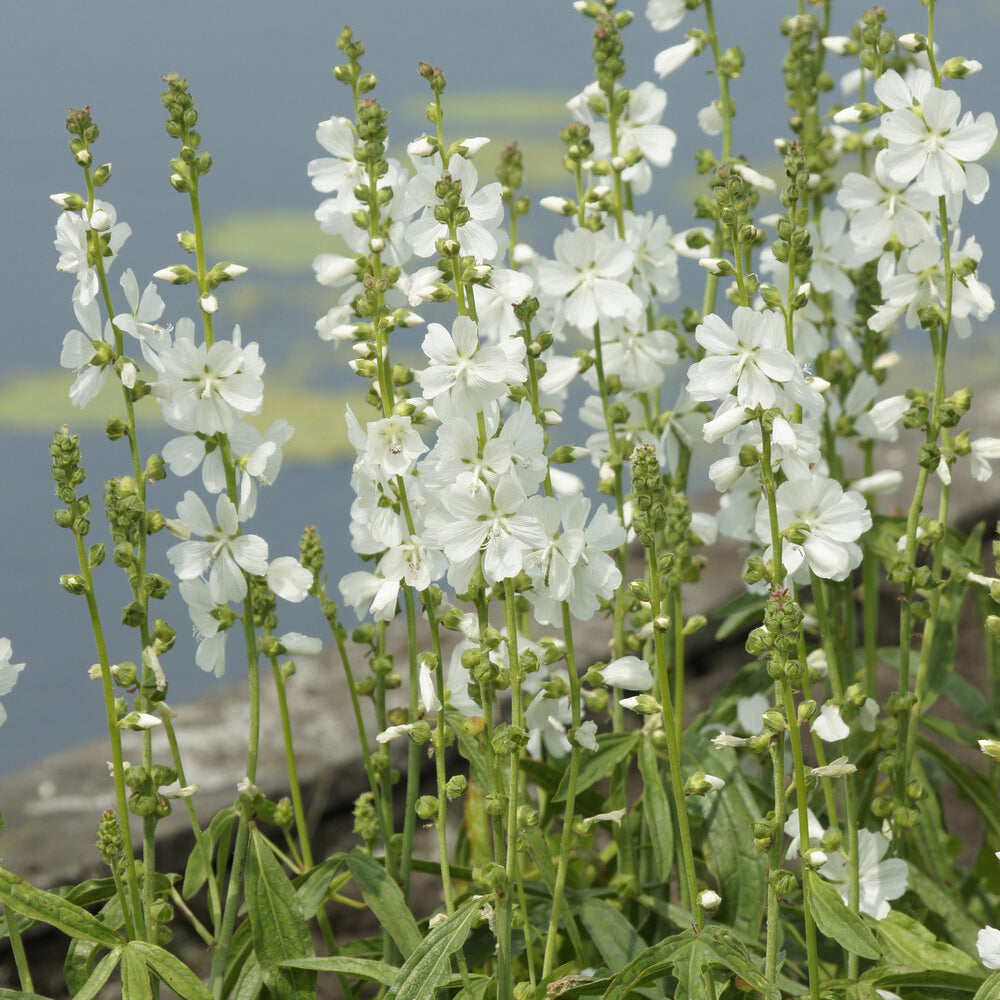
153, 265, 196, 285
620, 694, 661, 715
941, 57, 982, 79
445, 775, 468, 800
802, 848, 828, 869
697, 257, 735, 276
60, 573, 87, 595
698, 889, 722, 912
415, 795, 439, 821
833, 103, 877, 125
50, 192, 85, 211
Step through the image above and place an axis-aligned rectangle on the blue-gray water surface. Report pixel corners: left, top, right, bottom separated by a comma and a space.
1, 1, 997, 776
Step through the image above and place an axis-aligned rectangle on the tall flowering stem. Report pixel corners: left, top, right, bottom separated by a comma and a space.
631, 446, 700, 924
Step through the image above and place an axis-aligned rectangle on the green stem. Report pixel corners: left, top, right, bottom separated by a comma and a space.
73, 526, 142, 940
764, 735, 786, 984
781, 681, 821, 1000
398, 586, 422, 900
161, 714, 223, 931
497, 577, 525, 1000
542, 603, 583, 977
647, 537, 700, 926
3, 906, 33, 993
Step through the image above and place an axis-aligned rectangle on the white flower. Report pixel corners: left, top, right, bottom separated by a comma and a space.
523, 496, 625, 626
179, 578, 228, 677
0, 638, 26, 727
404, 155, 505, 261
417, 315, 525, 414
646, 0, 686, 31
812, 704, 850, 742
266, 557, 313, 603
600, 656, 654, 690
736, 693, 769, 734
155, 323, 265, 434
424, 475, 546, 591
757, 472, 871, 582
376, 724, 417, 745
420, 647, 479, 716
54, 201, 130, 305
810, 756, 857, 778
821, 829, 908, 920
877, 71, 997, 202
574, 721, 599, 751
686, 307, 802, 410
836, 153, 937, 252
366, 415, 428, 478
114, 269, 171, 357
167, 492, 269, 604
538, 227, 642, 332
978, 926, 1000, 969
698, 103, 724, 136
276, 632, 322, 656
571, 81, 677, 194
711, 733, 749, 748
307, 116, 362, 194
654, 37, 700, 77
60, 296, 113, 407
784, 807, 826, 859
578, 808, 626, 832
971, 438, 1000, 482
525, 691, 572, 759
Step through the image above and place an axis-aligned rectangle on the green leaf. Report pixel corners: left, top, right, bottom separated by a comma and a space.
65, 946, 124, 1000
64, 936, 102, 996
280, 956, 400, 985
877, 909, 983, 977
684, 740, 766, 940
905, 866, 982, 953
713, 590, 767, 640
919, 736, 1000, 845
183, 808, 236, 901
923, 579, 969, 707
347, 848, 422, 959
519, 825, 586, 961
0, 991, 57, 1000
0, 869, 124, 949
385, 895, 481, 1000
973, 970, 1000, 1000
805, 871, 880, 960
120, 944, 153, 1000
637, 738, 673, 883
858, 967, 984, 994
519, 759, 605, 822
129, 940, 214, 1000
577, 898, 645, 972
292, 853, 347, 920
245, 827, 316, 1000
942, 671, 995, 728
222, 918, 255, 999
232, 951, 263, 1000
601, 930, 697, 1000
701, 926, 781, 1000
553, 732, 639, 802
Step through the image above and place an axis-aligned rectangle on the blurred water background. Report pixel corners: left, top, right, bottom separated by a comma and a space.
0, 0, 997, 774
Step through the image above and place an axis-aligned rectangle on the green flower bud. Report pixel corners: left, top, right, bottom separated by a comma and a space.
60, 574, 87, 595
415, 795, 439, 821
682, 614, 707, 636
770, 870, 799, 897
445, 775, 468, 800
